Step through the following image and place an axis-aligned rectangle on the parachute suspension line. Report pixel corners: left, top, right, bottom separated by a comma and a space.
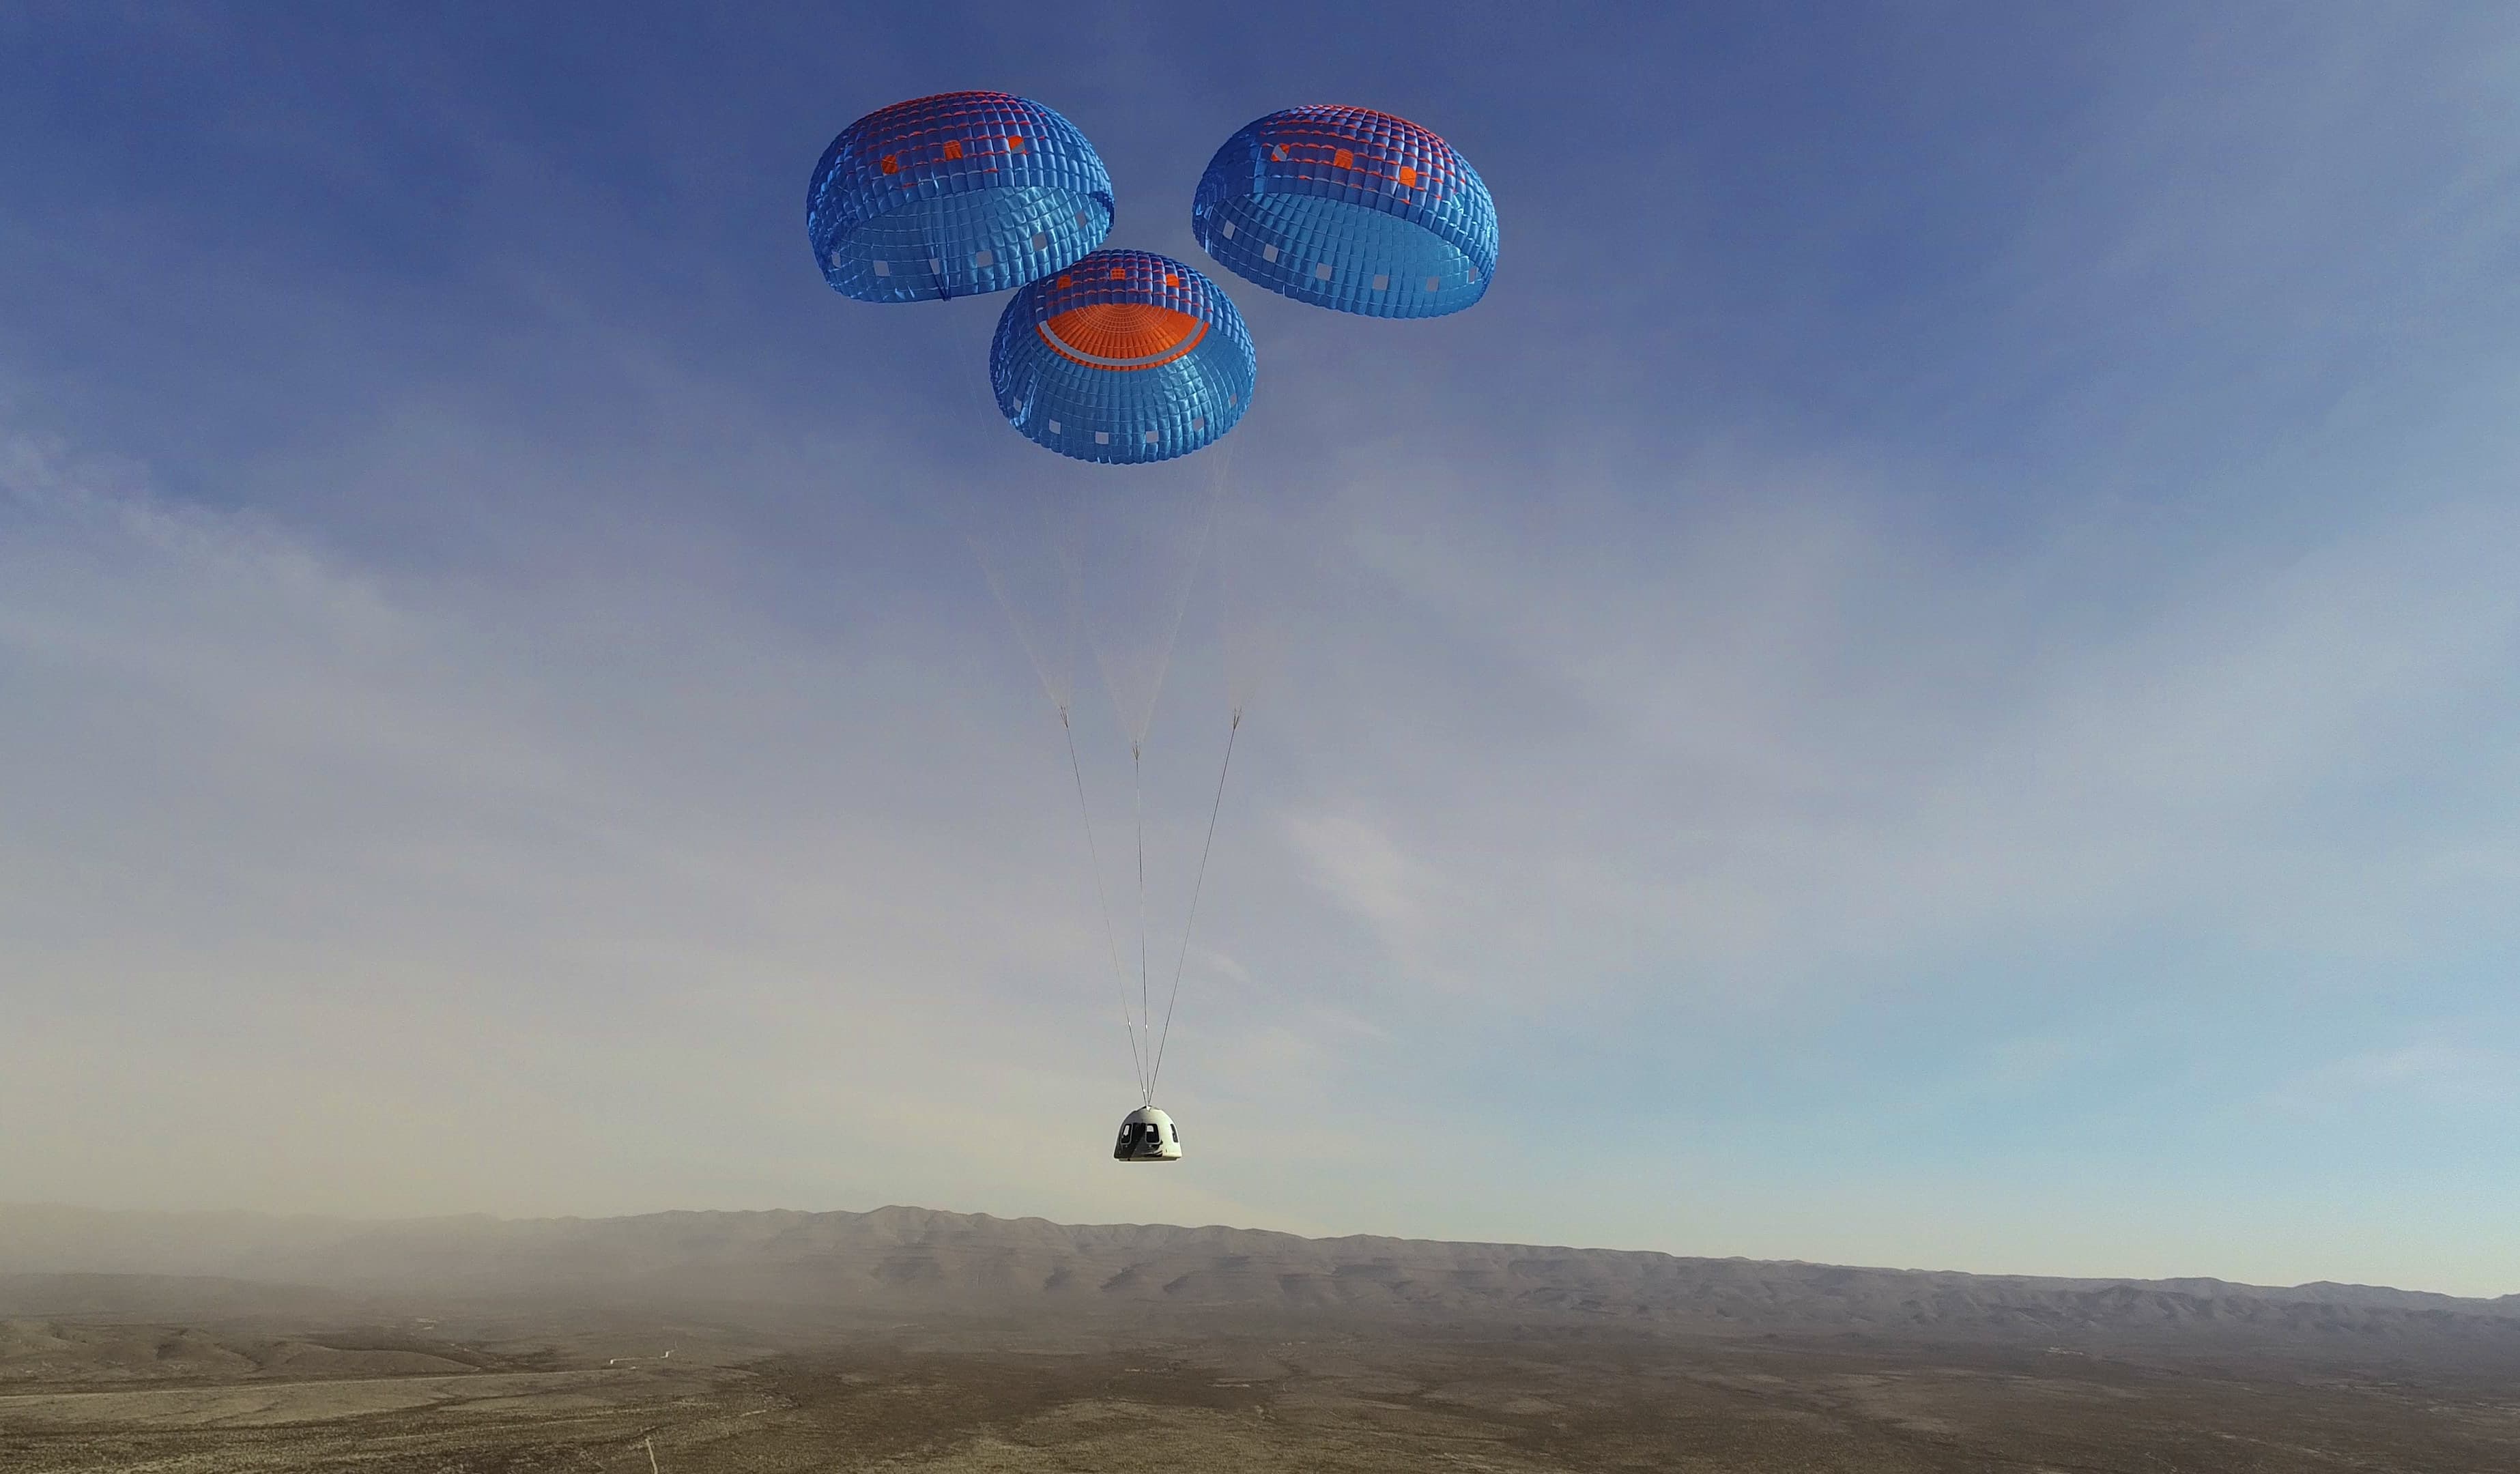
1061, 706, 1145, 1101
1211, 444, 1274, 717
969, 529, 1136, 1090
1091, 445, 1234, 748
1132, 740, 1153, 1107
1148, 706, 1241, 1098
969, 536, 1071, 712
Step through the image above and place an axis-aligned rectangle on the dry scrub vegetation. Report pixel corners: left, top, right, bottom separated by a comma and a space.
3, 1206, 2515, 1470
4, 1316, 2519, 1472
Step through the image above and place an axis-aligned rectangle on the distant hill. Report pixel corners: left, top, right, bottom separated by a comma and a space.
4, 1203, 2513, 1363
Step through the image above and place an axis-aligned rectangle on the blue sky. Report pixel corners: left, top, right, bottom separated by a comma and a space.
3, 3, 2516, 1294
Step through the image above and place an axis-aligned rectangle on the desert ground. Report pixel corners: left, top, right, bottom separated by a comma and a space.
3, 1206, 2515, 1471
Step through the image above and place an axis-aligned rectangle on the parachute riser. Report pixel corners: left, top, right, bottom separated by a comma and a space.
1148, 705, 1244, 1098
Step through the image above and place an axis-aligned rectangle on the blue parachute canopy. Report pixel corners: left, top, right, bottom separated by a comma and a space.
990, 250, 1255, 465
1192, 105, 1498, 320
810, 91, 1114, 304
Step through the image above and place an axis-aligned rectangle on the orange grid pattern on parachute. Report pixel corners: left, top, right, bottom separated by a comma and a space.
851, 89, 1042, 181
1253, 107, 1464, 209
988, 248, 1254, 464
1030, 253, 1216, 326
810, 89, 1113, 304
1037, 300, 1208, 371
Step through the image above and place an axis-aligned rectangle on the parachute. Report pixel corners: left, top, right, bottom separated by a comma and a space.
805, 96, 1497, 1164
990, 250, 1256, 464
979, 260, 1253, 1158
1192, 105, 1498, 319
808, 91, 1113, 304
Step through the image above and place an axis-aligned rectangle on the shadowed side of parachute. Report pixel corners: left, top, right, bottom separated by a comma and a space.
1192, 104, 1498, 319
810, 91, 1114, 303
990, 250, 1255, 464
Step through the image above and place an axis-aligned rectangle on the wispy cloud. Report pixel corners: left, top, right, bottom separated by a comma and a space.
1271, 462, 2520, 1009
2269, 1041, 2520, 1118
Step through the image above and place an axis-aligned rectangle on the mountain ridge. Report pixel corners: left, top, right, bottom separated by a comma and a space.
6, 1199, 2506, 1306
5, 1201, 2512, 1354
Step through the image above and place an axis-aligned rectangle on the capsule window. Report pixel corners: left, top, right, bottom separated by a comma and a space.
870, 259, 889, 277
1314, 262, 1332, 281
